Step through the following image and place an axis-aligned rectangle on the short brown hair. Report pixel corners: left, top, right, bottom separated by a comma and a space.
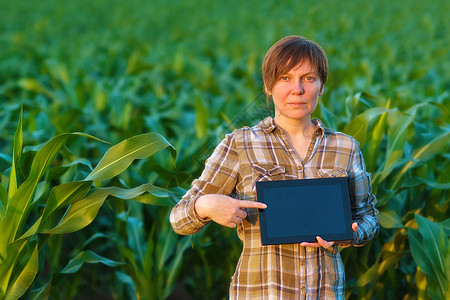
262, 36, 328, 97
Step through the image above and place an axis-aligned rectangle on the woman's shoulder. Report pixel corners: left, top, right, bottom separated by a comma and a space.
227, 116, 273, 139
317, 120, 361, 148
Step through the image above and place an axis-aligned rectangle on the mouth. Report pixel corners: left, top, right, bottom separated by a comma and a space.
288, 102, 307, 106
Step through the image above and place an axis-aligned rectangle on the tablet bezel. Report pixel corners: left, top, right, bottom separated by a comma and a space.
256, 177, 353, 245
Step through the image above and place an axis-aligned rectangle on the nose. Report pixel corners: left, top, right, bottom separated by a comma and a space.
292, 80, 305, 95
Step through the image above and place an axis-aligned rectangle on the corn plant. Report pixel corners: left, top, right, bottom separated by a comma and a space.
111, 206, 190, 300
409, 214, 449, 299
335, 93, 449, 299
0, 110, 177, 300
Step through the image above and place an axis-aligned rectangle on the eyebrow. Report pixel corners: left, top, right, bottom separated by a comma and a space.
282, 71, 318, 76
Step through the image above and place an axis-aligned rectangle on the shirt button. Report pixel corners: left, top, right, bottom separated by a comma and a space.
300, 286, 306, 293
300, 261, 305, 266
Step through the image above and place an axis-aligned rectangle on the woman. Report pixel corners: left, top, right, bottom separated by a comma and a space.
170, 35, 379, 299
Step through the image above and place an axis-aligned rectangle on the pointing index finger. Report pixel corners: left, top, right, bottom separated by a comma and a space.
237, 200, 267, 209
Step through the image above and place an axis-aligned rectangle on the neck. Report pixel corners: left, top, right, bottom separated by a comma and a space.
274, 115, 315, 138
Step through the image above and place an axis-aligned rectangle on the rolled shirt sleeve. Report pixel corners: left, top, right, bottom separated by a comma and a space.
348, 143, 379, 246
170, 133, 240, 235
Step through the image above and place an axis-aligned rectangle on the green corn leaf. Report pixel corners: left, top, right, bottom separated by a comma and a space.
104, 183, 178, 202
365, 99, 390, 171
0, 238, 28, 297
409, 228, 433, 277
379, 207, 404, 229
376, 108, 419, 184
17, 216, 43, 243
195, 94, 208, 139
427, 278, 446, 300
60, 251, 125, 274
157, 224, 177, 273
0, 133, 101, 261
415, 215, 446, 276
143, 224, 157, 277
45, 59, 70, 85
372, 157, 410, 188
115, 271, 137, 300
343, 107, 392, 147
392, 130, 450, 189
125, 216, 145, 264
402, 177, 450, 190
134, 193, 177, 206
446, 243, 450, 281
0, 153, 12, 164
17, 181, 93, 241
43, 183, 176, 235
118, 245, 139, 275
439, 229, 448, 268
41, 189, 109, 235
4, 245, 38, 300
318, 101, 336, 130
164, 236, 191, 298
80, 232, 111, 250
0, 134, 68, 261
414, 215, 448, 296
356, 253, 400, 286
441, 219, 450, 236
415, 268, 428, 300
47, 158, 93, 181
26, 279, 51, 300
17, 78, 47, 95
41, 181, 92, 223
85, 132, 176, 181
0, 184, 6, 220
8, 106, 23, 201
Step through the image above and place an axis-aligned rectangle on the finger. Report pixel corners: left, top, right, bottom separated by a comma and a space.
300, 242, 321, 248
225, 222, 237, 228
237, 200, 267, 209
232, 216, 242, 225
316, 236, 334, 249
337, 239, 352, 248
236, 208, 247, 219
352, 222, 358, 232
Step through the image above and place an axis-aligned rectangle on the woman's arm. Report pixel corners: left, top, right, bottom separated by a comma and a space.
195, 194, 266, 228
348, 143, 379, 246
170, 133, 241, 235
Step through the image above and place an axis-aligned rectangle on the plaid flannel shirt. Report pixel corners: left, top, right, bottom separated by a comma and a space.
170, 116, 379, 299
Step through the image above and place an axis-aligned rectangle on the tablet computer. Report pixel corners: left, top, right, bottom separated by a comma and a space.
256, 177, 353, 245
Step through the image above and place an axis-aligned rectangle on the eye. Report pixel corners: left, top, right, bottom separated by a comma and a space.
279, 76, 289, 81
303, 75, 317, 82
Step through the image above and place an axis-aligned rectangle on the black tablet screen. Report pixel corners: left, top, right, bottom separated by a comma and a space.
257, 177, 353, 245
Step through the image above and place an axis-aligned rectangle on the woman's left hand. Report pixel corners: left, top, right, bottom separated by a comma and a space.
300, 222, 358, 250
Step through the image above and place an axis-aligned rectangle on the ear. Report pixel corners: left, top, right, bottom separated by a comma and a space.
319, 85, 325, 96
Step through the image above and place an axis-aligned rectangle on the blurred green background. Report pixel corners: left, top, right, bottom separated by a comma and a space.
0, 0, 449, 299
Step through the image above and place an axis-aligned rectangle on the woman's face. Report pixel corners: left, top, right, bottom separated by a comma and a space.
268, 59, 324, 124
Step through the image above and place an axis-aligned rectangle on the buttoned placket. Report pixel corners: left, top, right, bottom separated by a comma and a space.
273, 128, 311, 299
273, 126, 323, 299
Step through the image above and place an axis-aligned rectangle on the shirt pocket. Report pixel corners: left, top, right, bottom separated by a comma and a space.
252, 164, 287, 182
317, 168, 348, 178
247, 164, 290, 225
251, 164, 297, 192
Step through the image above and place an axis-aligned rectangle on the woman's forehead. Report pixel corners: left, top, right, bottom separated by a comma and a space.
281, 58, 316, 74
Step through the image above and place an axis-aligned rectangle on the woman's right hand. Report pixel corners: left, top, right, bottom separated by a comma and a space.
195, 194, 267, 228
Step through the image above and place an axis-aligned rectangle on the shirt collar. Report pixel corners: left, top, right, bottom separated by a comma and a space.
260, 116, 325, 138
260, 116, 277, 133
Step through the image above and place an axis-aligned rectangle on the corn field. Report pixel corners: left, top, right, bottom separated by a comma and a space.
0, 0, 449, 299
